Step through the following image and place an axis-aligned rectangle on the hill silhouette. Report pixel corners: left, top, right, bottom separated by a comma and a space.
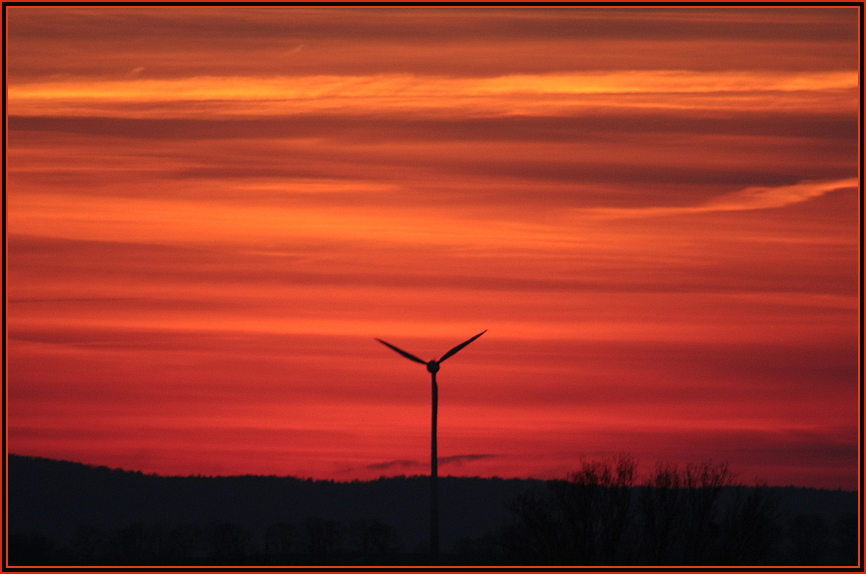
6, 454, 858, 566
7, 454, 536, 565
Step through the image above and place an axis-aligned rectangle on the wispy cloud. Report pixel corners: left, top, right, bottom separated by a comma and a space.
365, 459, 423, 471
704, 177, 859, 211
439, 454, 498, 467
365, 454, 498, 471
580, 177, 858, 218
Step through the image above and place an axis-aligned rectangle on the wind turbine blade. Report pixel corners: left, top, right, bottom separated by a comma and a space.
438, 330, 487, 363
375, 338, 428, 365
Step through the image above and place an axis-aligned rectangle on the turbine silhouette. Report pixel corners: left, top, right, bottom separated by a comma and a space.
375, 329, 486, 563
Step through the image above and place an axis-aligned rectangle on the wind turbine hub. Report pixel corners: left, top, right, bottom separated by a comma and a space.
426, 360, 440, 373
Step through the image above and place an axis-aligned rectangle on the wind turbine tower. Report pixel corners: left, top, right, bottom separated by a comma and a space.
375, 330, 487, 564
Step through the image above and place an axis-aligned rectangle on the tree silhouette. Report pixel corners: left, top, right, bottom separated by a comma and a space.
715, 484, 780, 565
502, 457, 783, 566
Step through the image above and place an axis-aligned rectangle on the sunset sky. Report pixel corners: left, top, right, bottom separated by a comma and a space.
6, 6, 861, 490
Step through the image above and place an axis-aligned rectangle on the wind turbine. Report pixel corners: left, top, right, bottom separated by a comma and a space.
375, 329, 487, 563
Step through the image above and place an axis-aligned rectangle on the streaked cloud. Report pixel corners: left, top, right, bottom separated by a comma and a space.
365, 459, 423, 471
439, 454, 498, 467
705, 177, 859, 211
9, 70, 858, 119
365, 454, 497, 472
580, 177, 859, 218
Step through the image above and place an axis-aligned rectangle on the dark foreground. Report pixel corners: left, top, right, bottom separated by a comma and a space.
7, 454, 859, 566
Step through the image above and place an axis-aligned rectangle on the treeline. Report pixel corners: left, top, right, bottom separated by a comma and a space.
497, 457, 857, 565
7, 454, 858, 566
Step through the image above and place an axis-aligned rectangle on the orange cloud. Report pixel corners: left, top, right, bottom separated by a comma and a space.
580, 177, 859, 218
8, 70, 858, 118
